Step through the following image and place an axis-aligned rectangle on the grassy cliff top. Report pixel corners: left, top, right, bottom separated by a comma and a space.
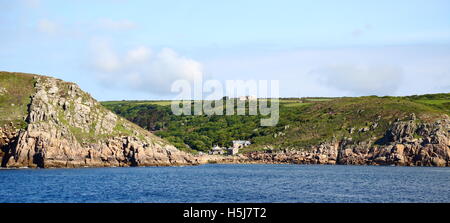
0, 72, 38, 128
0, 71, 170, 147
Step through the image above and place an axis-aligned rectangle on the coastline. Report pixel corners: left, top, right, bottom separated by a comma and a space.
2, 161, 450, 171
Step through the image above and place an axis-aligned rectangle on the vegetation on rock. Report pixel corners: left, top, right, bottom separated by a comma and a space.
103, 95, 450, 154
0, 72, 36, 129
0, 71, 197, 168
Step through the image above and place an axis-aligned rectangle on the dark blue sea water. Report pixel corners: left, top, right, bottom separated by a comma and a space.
1, 164, 449, 203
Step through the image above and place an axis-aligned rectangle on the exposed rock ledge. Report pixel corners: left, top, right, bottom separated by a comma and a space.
244, 117, 450, 167
1, 73, 449, 168
1, 75, 205, 168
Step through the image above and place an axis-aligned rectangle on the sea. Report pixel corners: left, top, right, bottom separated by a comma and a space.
1, 164, 449, 203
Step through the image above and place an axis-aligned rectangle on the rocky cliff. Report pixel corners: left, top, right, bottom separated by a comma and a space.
2, 72, 449, 168
245, 114, 450, 166
0, 72, 201, 168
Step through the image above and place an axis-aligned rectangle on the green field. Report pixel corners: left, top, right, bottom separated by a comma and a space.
405, 93, 450, 115
102, 100, 174, 106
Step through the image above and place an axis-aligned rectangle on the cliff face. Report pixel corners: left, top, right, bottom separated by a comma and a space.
1, 72, 449, 168
0, 73, 199, 168
246, 115, 450, 167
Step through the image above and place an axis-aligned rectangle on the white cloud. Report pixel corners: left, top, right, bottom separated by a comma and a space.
91, 39, 203, 94
312, 64, 403, 96
37, 19, 60, 34
125, 46, 151, 64
202, 45, 450, 97
91, 40, 121, 73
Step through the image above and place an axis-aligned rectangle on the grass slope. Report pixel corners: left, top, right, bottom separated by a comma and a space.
0, 72, 37, 128
0, 72, 170, 148
102, 94, 449, 153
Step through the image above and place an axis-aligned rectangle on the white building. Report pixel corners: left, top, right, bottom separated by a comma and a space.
232, 140, 251, 149
209, 141, 252, 156
209, 145, 225, 155
238, 96, 257, 101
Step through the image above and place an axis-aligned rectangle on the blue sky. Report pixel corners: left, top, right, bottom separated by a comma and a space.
1, 0, 450, 100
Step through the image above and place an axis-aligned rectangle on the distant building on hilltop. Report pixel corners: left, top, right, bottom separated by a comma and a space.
238, 96, 257, 101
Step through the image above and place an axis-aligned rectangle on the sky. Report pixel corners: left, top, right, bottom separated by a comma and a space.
1, 0, 450, 100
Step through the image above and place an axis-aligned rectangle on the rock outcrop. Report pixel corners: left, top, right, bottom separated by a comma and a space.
245, 116, 450, 167
2, 72, 449, 168
0, 74, 201, 168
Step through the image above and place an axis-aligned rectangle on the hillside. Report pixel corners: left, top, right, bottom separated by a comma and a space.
0, 71, 200, 168
102, 96, 449, 151
0, 72, 36, 129
103, 95, 450, 166
1, 71, 448, 167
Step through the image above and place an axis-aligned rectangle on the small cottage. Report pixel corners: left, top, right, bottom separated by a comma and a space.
209, 145, 225, 155
232, 140, 251, 149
